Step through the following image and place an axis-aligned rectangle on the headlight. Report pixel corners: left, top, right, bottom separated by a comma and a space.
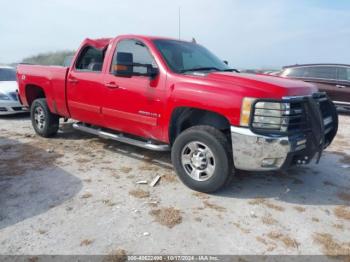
240, 97, 256, 127
0, 92, 11, 101
253, 101, 289, 131
240, 97, 290, 132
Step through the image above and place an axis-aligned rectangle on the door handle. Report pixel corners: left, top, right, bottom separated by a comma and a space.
105, 82, 119, 89
68, 78, 79, 84
336, 85, 346, 88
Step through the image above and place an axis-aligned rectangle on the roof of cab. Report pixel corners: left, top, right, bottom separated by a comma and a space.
84, 35, 188, 48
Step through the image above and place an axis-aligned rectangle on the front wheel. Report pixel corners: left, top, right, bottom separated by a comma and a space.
31, 98, 59, 137
171, 125, 233, 193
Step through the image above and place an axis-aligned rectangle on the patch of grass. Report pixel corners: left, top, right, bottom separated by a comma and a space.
81, 192, 93, 199
261, 215, 278, 225
80, 239, 94, 246
313, 233, 350, 255
337, 192, 350, 202
232, 222, 250, 234
334, 206, 350, 220
150, 207, 182, 228
76, 158, 90, 164
312, 217, 320, 223
138, 164, 159, 172
161, 172, 178, 183
256, 236, 269, 246
256, 236, 277, 252
203, 201, 226, 212
333, 224, 344, 230
104, 249, 127, 262
129, 189, 150, 199
119, 166, 132, 173
267, 231, 299, 249
293, 206, 306, 213
192, 192, 210, 200
102, 199, 116, 207
249, 198, 285, 212
249, 198, 265, 205
265, 202, 285, 212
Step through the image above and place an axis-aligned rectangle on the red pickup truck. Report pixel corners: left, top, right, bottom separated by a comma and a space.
17, 35, 338, 192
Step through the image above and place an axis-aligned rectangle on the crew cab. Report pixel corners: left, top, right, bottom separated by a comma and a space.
17, 35, 338, 192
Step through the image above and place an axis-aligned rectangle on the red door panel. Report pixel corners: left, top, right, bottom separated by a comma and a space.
102, 74, 164, 140
66, 71, 105, 126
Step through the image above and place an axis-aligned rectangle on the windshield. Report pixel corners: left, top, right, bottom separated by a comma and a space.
0, 68, 16, 81
153, 39, 230, 74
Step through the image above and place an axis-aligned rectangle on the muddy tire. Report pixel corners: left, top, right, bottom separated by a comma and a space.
31, 98, 59, 137
171, 125, 233, 193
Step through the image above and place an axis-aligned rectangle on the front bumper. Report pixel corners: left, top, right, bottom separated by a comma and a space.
230, 93, 338, 171
0, 100, 28, 115
231, 126, 307, 171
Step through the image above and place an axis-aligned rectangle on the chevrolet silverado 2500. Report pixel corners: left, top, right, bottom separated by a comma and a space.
17, 35, 338, 192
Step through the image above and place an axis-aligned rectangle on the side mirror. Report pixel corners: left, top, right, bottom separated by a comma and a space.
113, 52, 159, 79
146, 65, 159, 79
113, 52, 134, 77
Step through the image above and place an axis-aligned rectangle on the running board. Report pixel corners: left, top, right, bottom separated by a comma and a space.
72, 122, 170, 151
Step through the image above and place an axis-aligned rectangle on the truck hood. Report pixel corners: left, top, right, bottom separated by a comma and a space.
0, 81, 18, 94
206, 72, 318, 97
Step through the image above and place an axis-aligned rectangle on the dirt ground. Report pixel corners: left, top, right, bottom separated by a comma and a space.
0, 114, 349, 255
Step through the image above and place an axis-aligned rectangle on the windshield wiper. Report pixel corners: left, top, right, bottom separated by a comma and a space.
180, 67, 239, 73
221, 68, 240, 73
180, 67, 221, 73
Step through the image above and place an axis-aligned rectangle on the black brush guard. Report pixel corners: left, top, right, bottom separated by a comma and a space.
249, 92, 338, 167
300, 93, 338, 164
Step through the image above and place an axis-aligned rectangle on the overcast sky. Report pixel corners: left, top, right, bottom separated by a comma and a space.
1, 0, 349, 68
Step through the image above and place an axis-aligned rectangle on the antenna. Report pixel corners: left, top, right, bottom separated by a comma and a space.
178, 7, 181, 39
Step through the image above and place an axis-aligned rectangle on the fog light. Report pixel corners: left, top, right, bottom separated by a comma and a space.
261, 158, 278, 167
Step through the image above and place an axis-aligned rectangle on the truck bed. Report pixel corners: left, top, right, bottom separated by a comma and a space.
17, 64, 70, 117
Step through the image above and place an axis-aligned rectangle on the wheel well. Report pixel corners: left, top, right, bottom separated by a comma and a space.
25, 85, 45, 107
169, 107, 231, 144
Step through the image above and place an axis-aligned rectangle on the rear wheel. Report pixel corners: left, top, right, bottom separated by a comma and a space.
31, 98, 59, 137
171, 125, 233, 193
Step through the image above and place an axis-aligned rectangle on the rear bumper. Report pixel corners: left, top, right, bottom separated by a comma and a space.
0, 100, 28, 115
230, 126, 307, 171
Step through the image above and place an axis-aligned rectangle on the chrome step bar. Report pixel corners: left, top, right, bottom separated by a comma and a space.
72, 122, 170, 151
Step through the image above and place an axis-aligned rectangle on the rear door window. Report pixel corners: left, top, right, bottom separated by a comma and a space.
75, 46, 105, 72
